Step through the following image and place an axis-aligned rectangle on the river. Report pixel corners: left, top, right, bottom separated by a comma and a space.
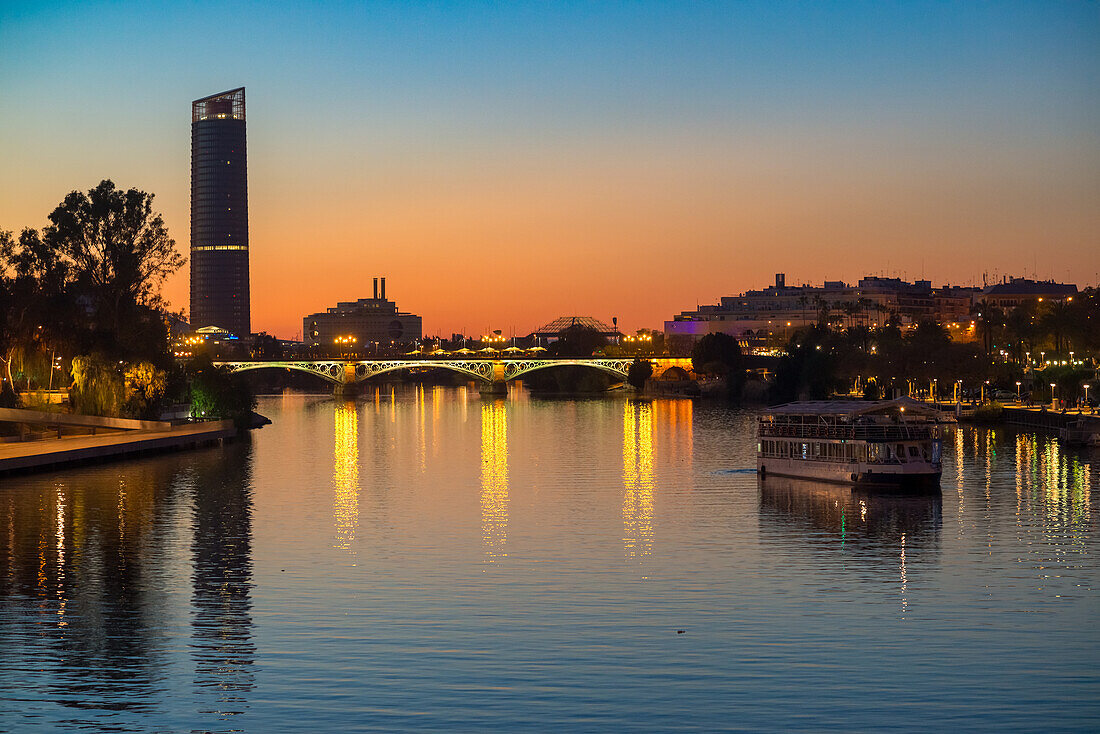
1, 387, 1097, 732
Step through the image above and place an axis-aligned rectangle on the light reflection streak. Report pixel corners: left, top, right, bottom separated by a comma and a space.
955, 426, 965, 531
55, 488, 67, 626
623, 401, 655, 559
333, 402, 360, 550
900, 533, 908, 616
480, 401, 509, 560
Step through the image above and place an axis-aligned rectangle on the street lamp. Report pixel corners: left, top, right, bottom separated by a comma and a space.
1015, 381, 1021, 401
1050, 382, 1057, 410
1084, 383, 1091, 409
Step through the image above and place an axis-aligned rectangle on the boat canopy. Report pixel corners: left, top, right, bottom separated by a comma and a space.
764, 397, 941, 419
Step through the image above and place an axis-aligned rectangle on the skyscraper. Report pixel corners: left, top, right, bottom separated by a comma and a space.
190, 87, 250, 338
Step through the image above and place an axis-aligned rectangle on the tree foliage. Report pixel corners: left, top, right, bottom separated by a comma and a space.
1, 180, 185, 407
70, 354, 125, 417
627, 358, 654, 390
691, 333, 743, 377
188, 358, 257, 428
546, 325, 607, 357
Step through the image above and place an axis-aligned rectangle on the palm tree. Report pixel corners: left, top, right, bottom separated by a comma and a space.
1042, 300, 1073, 355
972, 299, 1004, 355
1004, 303, 1036, 364
842, 301, 858, 330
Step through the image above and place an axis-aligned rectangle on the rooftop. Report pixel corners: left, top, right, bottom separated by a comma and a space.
533, 316, 619, 335
765, 397, 940, 418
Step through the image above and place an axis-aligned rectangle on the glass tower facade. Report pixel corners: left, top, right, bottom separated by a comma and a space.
190, 87, 250, 338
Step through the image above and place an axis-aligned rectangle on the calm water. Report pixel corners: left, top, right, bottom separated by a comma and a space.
1, 387, 1097, 732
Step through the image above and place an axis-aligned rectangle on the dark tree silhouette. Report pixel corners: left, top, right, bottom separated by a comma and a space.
627, 358, 653, 390
546, 325, 607, 357
44, 180, 184, 359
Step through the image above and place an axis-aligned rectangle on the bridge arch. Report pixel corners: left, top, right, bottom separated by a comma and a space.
350, 360, 494, 383
657, 365, 691, 381
501, 359, 632, 382
219, 361, 345, 384
216, 358, 644, 387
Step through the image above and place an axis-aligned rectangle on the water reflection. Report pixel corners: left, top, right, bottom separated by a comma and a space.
0, 446, 256, 731
480, 400, 509, 560
1014, 432, 1092, 529
0, 463, 183, 720
623, 400, 655, 558
190, 446, 256, 727
759, 476, 942, 560
654, 398, 693, 470
333, 401, 360, 550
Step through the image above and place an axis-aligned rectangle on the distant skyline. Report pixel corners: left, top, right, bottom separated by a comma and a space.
2, 1, 1098, 339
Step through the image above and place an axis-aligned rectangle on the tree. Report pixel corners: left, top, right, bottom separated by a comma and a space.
70, 354, 125, 417
972, 299, 1003, 355
546, 325, 607, 357
0, 229, 73, 403
627, 358, 653, 390
1041, 300, 1073, 355
188, 358, 257, 428
691, 333, 742, 377
44, 180, 184, 361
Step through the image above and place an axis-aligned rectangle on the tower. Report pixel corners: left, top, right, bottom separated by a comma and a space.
190, 87, 250, 337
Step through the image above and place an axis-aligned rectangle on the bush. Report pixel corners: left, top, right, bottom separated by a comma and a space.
973, 401, 1004, 422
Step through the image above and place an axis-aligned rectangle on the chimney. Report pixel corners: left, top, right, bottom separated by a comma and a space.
380, 277, 386, 300
373, 277, 379, 300
776, 273, 786, 288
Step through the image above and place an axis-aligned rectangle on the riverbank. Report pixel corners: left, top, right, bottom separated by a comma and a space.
0, 419, 236, 475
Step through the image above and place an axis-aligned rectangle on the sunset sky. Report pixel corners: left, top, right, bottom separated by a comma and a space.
1, 1, 1098, 339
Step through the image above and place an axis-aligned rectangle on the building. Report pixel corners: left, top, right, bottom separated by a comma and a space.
303, 278, 423, 349
665, 272, 1081, 348
981, 277, 1078, 309
665, 274, 930, 344
190, 87, 251, 339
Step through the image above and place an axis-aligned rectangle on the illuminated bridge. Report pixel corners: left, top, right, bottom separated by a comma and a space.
215, 357, 696, 395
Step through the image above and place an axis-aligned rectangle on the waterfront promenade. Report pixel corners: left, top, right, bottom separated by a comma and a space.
0, 418, 235, 475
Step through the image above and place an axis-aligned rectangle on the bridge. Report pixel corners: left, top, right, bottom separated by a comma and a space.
215, 357, 696, 395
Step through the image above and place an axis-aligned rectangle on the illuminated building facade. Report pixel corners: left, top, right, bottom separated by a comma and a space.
190, 87, 250, 338
304, 277, 423, 348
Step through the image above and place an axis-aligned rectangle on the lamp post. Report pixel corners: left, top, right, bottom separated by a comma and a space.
1083, 383, 1090, 411
1050, 382, 1057, 410
1015, 381, 1021, 402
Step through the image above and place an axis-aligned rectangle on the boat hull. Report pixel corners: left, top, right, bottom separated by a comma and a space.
757, 456, 941, 492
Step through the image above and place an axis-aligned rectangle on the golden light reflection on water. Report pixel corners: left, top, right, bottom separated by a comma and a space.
623, 401, 655, 559
1014, 432, 1092, 530
333, 402, 360, 550
480, 400, 509, 560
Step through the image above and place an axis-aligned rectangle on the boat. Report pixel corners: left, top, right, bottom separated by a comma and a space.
757, 397, 942, 490
1059, 418, 1100, 448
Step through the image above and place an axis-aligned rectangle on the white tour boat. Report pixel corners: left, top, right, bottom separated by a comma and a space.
757, 398, 943, 490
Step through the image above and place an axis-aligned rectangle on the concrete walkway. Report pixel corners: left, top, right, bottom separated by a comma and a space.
0, 420, 235, 475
